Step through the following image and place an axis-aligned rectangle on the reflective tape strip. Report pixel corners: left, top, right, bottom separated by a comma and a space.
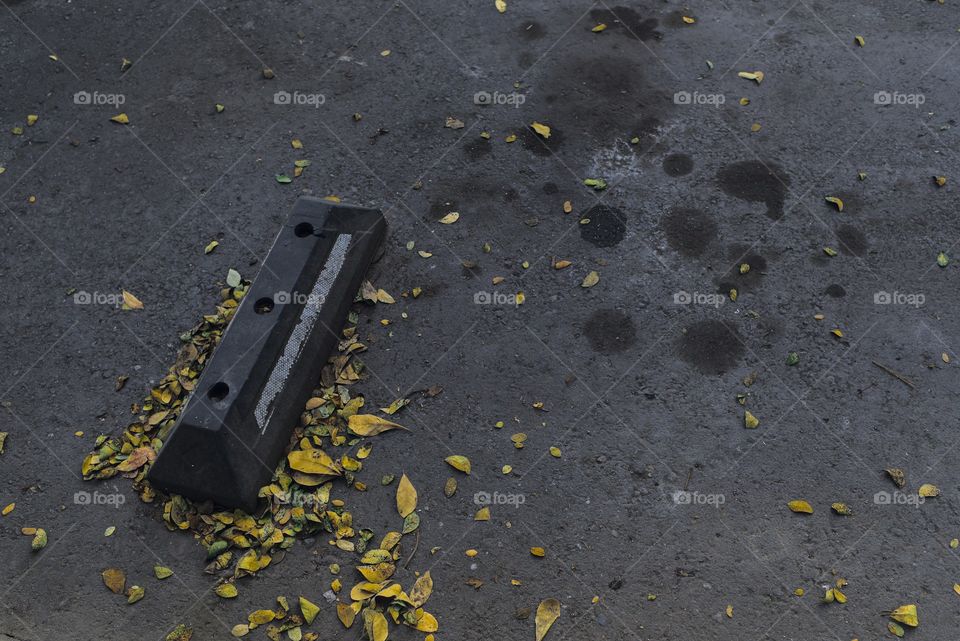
255, 234, 352, 433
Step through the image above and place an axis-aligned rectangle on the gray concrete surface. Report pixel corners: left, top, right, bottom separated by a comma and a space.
3, 0, 960, 640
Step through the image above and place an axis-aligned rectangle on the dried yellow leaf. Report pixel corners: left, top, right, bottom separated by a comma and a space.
438, 211, 460, 224
744, 411, 759, 429
348, 414, 406, 436
788, 500, 813, 514
737, 70, 764, 84
495, 0, 506, 12
475, 506, 490, 521
535, 598, 561, 641
122, 290, 144, 310
110, 113, 129, 124
919, 483, 940, 498
889, 604, 918, 627
397, 473, 417, 517
531, 122, 551, 139
445, 455, 471, 474
530, 546, 546, 557
581, 271, 600, 288
825, 196, 844, 211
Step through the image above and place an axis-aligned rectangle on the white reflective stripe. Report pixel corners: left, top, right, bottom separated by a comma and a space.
255, 234, 352, 434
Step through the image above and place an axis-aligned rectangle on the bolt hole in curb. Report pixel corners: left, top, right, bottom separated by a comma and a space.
254, 297, 275, 314
294, 222, 314, 237
207, 381, 230, 402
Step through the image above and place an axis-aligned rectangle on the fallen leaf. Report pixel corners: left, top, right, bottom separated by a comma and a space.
215, 583, 238, 598
889, 604, 918, 627
886, 468, 906, 488
127, 585, 145, 604
919, 483, 940, 498
531, 122, 551, 139
535, 598, 561, 641
110, 113, 129, 124
154, 566, 173, 579
788, 500, 813, 514
581, 271, 600, 288
348, 414, 406, 436
744, 411, 759, 429
103, 567, 126, 593
409, 570, 434, 607
495, 0, 506, 12
738, 70, 764, 84
445, 455, 472, 474
825, 196, 844, 211
438, 211, 460, 224
831, 502, 852, 515
122, 290, 144, 310
397, 473, 417, 517
475, 506, 490, 520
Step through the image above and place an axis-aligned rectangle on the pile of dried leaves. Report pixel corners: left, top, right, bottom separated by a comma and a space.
80, 276, 437, 640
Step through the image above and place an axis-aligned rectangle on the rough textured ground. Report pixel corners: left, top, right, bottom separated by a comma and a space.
3, 0, 960, 639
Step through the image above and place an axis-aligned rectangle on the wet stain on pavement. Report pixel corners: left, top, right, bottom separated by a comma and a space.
580, 204, 627, 247
825, 284, 846, 297
836, 224, 868, 256
660, 207, 716, 257
462, 137, 492, 161
677, 320, 745, 374
518, 21, 546, 40
715, 245, 768, 293
542, 182, 559, 195
589, 7, 662, 41
584, 309, 637, 353
519, 123, 564, 157
717, 160, 791, 219
663, 153, 694, 177
536, 54, 673, 143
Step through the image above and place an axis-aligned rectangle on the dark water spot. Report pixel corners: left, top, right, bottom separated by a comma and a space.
542, 182, 559, 195
677, 320, 745, 374
534, 54, 673, 143
825, 284, 846, 297
580, 205, 626, 247
519, 123, 564, 157
660, 207, 716, 257
717, 161, 791, 219
584, 309, 637, 353
715, 245, 768, 293
462, 137, 492, 161
505, 188, 519, 202
518, 21, 545, 40
629, 116, 665, 153
663, 153, 693, 177
589, 7, 661, 41
836, 224, 868, 256
663, 11, 690, 28
428, 198, 458, 220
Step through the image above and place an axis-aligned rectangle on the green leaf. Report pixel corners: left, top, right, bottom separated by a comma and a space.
786, 352, 799, 366
225, 269, 241, 288
275, 174, 292, 184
